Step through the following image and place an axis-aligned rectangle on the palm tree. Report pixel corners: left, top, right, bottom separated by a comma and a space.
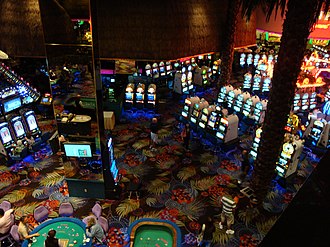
240, 0, 330, 203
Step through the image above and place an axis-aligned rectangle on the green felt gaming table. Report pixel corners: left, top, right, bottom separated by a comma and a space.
22, 217, 92, 247
127, 218, 182, 247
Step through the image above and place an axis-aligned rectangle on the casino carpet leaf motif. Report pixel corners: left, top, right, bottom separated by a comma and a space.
256, 216, 278, 236
114, 148, 125, 159
129, 211, 161, 223
32, 188, 45, 198
146, 178, 171, 195
13, 202, 40, 219
190, 177, 215, 191
39, 172, 65, 187
116, 199, 140, 218
116, 133, 136, 142
238, 207, 260, 226
177, 166, 197, 182
48, 210, 59, 218
0, 180, 12, 190
67, 197, 89, 210
142, 149, 157, 157
132, 139, 150, 150
200, 153, 218, 165
157, 128, 171, 139
0, 189, 28, 203
156, 158, 176, 170
145, 197, 158, 206
213, 226, 231, 245
179, 200, 205, 221
0, 165, 10, 172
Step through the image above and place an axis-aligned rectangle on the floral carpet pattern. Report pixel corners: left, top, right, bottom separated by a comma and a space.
0, 89, 325, 247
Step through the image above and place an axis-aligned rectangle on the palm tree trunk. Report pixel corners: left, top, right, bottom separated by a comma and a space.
251, 0, 321, 203
218, 0, 240, 87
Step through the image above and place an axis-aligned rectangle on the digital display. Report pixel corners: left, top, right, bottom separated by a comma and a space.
125, 93, 133, 100
166, 65, 171, 70
152, 69, 158, 73
3, 97, 22, 114
216, 132, 224, 139
146, 70, 151, 76
201, 114, 208, 122
219, 125, 226, 132
26, 115, 38, 131
147, 94, 155, 101
136, 93, 143, 101
64, 143, 92, 158
41, 97, 50, 103
13, 121, 25, 137
192, 109, 199, 118
160, 67, 165, 73
0, 126, 12, 144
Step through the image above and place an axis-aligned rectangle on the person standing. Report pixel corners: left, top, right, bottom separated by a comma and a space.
86, 217, 105, 244
149, 118, 159, 149
45, 229, 60, 247
181, 123, 191, 150
239, 149, 251, 183
18, 216, 40, 242
197, 216, 215, 247
0, 208, 15, 236
219, 194, 237, 234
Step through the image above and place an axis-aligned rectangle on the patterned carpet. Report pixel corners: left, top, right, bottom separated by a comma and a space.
0, 88, 325, 247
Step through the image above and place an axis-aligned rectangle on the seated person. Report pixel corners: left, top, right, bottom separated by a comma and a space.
45, 229, 59, 247
25, 134, 35, 150
18, 216, 40, 241
86, 217, 105, 244
14, 140, 25, 155
0, 208, 15, 236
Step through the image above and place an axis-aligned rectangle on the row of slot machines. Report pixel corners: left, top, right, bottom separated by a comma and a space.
217, 85, 268, 124
243, 72, 271, 93
181, 96, 238, 143
145, 62, 173, 79
125, 83, 157, 108
239, 53, 277, 68
0, 110, 41, 157
293, 92, 317, 112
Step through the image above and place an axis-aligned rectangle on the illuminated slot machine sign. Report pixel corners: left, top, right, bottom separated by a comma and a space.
1, 95, 22, 115
253, 54, 260, 67
187, 71, 194, 90
246, 54, 253, 66
181, 73, 188, 93
242, 98, 253, 116
135, 83, 145, 104
181, 96, 200, 118
309, 92, 317, 110
301, 93, 309, 111
207, 67, 212, 79
293, 93, 301, 112
227, 90, 235, 108
243, 72, 252, 90
10, 116, 27, 142
252, 73, 261, 92
152, 63, 159, 78
308, 120, 325, 146
253, 102, 264, 123
159, 61, 166, 77
240, 53, 246, 67
212, 60, 220, 74
233, 94, 244, 113
40, 93, 53, 106
145, 64, 152, 77
23, 111, 41, 139
276, 142, 295, 177
262, 77, 271, 92
207, 106, 222, 131
198, 106, 214, 129
250, 127, 262, 160
216, 117, 228, 140
217, 86, 227, 104
147, 84, 156, 105
191, 57, 197, 68
125, 83, 135, 103
0, 122, 15, 155
202, 69, 208, 85
165, 61, 172, 75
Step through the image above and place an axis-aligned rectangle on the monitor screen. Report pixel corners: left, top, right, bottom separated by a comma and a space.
136, 93, 143, 101
125, 93, 133, 100
26, 115, 38, 131
64, 143, 92, 158
160, 67, 165, 73
41, 97, 50, 103
110, 160, 119, 183
148, 94, 155, 101
201, 114, 208, 122
166, 65, 171, 70
3, 97, 21, 114
13, 120, 25, 137
0, 126, 12, 144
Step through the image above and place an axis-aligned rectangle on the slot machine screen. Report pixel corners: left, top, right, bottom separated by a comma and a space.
147, 94, 155, 101
152, 68, 158, 74
64, 143, 92, 158
219, 125, 226, 132
136, 93, 143, 101
192, 109, 199, 118
207, 114, 216, 128
166, 65, 171, 70
276, 166, 285, 176
201, 114, 208, 122
13, 121, 25, 137
125, 93, 133, 100
160, 67, 165, 73
3, 97, 22, 114
26, 115, 38, 131
146, 70, 151, 76
0, 126, 12, 144
216, 132, 225, 139
41, 97, 50, 103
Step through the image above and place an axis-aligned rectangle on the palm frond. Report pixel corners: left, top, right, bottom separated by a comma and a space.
156, 159, 176, 170
13, 202, 40, 219
114, 148, 125, 159
40, 172, 64, 187
158, 128, 171, 139
132, 139, 150, 150
256, 216, 278, 236
190, 177, 215, 191
174, 219, 186, 227
142, 149, 157, 157
1, 189, 27, 203
238, 206, 260, 226
213, 227, 231, 245
0, 165, 10, 172
116, 133, 135, 142
200, 166, 210, 174
0, 180, 12, 190
146, 197, 158, 207
177, 166, 196, 181
116, 199, 140, 218
180, 200, 205, 221
66, 197, 88, 210
200, 153, 218, 165
147, 178, 170, 195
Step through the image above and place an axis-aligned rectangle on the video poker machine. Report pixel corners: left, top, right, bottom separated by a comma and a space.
135, 83, 145, 108
215, 114, 239, 143
206, 105, 223, 132
190, 99, 209, 125
198, 105, 216, 129
165, 61, 172, 76
173, 72, 188, 94
145, 64, 152, 77
229, 88, 242, 109
201, 66, 210, 87
243, 72, 252, 91
253, 54, 260, 67
276, 134, 304, 178
125, 83, 135, 107
181, 96, 200, 119
23, 110, 41, 140
309, 92, 317, 110
262, 76, 271, 93
233, 91, 250, 115
152, 63, 159, 79
0, 121, 16, 157
147, 84, 157, 107
212, 59, 221, 75
251, 99, 267, 124
250, 127, 262, 160
217, 85, 234, 105
301, 93, 309, 111
252, 73, 261, 93
159, 61, 166, 77
304, 115, 328, 147
293, 93, 301, 112
239, 53, 246, 67
246, 54, 253, 66
9, 115, 28, 145
243, 95, 260, 117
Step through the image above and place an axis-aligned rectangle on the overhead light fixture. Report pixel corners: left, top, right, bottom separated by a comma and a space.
0, 50, 9, 59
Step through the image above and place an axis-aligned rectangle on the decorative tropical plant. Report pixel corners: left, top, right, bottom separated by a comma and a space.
177, 166, 197, 182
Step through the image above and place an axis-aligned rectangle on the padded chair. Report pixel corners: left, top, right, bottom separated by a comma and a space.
82, 215, 97, 225
10, 224, 20, 242
97, 216, 109, 234
92, 203, 102, 219
33, 205, 49, 223
59, 202, 74, 217
0, 200, 11, 211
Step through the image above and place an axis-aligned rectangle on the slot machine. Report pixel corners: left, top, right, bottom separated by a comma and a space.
246, 54, 253, 66
305, 118, 327, 146
252, 99, 267, 124
215, 114, 239, 143
293, 93, 301, 112
325, 88, 330, 101
301, 93, 309, 111
159, 61, 166, 77
318, 121, 330, 148
201, 66, 209, 86
190, 99, 209, 125
243, 72, 252, 90
9, 115, 28, 145
0, 121, 16, 157
165, 61, 172, 76
147, 84, 157, 107
191, 57, 197, 69
206, 105, 223, 132
197, 55, 204, 67
253, 54, 260, 67
233, 91, 250, 114
187, 68, 194, 91
145, 64, 152, 77
193, 67, 203, 86
226, 90, 235, 109
240, 53, 246, 67
181, 96, 200, 119
262, 76, 271, 93
22, 110, 41, 140
173, 72, 188, 94
207, 67, 212, 79
249, 127, 262, 160
125, 83, 135, 107
242, 97, 254, 117
276, 134, 304, 178
198, 105, 216, 129
217, 85, 234, 105
135, 83, 145, 108
252, 73, 261, 92
212, 59, 221, 75
152, 63, 159, 79
39, 93, 53, 106
309, 92, 317, 110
